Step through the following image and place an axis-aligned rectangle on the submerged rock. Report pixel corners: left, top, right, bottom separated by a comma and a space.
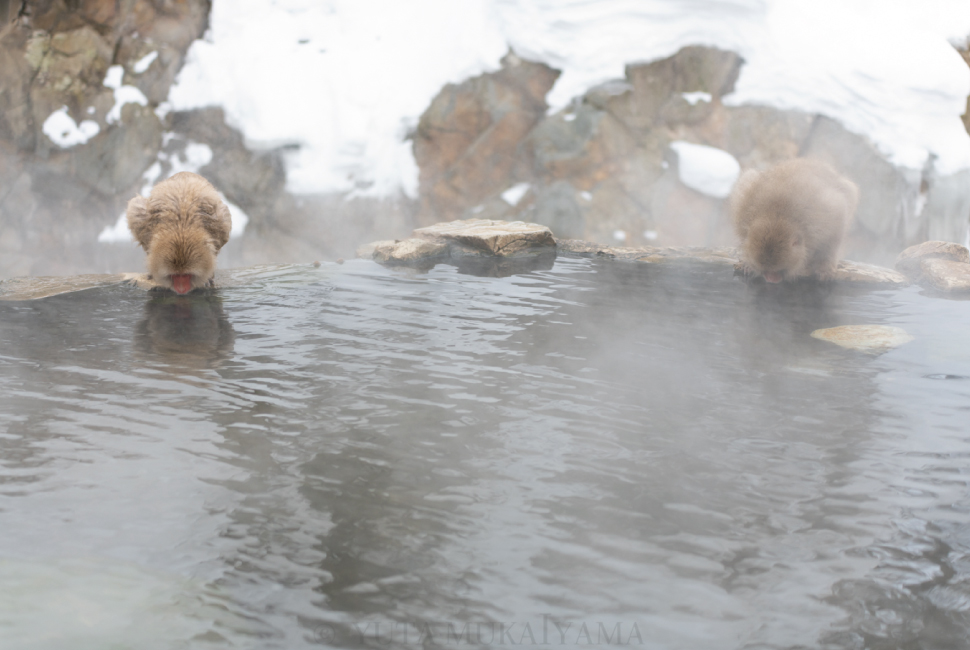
810, 325, 914, 354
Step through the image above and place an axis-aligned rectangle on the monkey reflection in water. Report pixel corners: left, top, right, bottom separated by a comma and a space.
134, 293, 234, 368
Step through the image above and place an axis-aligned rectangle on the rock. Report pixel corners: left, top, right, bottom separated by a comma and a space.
891, 240, 970, 292
0, 272, 130, 300
729, 258, 906, 285
0, 0, 211, 281
832, 260, 908, 285
528, 181, 586, 239
373, 238, 450, 265
797, 116, 925, 261
359, 219, 556, 274
810, 325, 914, 355
918, 258, 970, 292
411, 44, 970, 267
413, 52, 560, 224
895, 240, 970, 279
169, 108, 287, 227
413, 219, 555, 257
356, 240, 393, 259
558, 238, 740, 264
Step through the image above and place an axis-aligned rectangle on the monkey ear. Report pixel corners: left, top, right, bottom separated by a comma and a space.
126, 195, 154, 250
207, 200, 232, 252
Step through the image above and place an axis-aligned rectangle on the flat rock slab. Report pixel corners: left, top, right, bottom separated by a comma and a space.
557, 239, 739, 264
832, 260, 908, 285
811, 325, 914, 354
895, 240, 970, 280
413, 219, 555, 257
0, 273, 141, 301
0, 265, 326, 300
727, 259, 905, 285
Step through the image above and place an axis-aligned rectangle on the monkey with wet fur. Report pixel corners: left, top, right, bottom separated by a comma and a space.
730, 158, 858, 283
127, 172, 232, 295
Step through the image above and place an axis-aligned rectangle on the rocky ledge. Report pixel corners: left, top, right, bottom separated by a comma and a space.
358, 218, 908, 285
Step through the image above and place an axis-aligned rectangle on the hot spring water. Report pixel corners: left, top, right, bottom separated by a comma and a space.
1, 257, 969, 649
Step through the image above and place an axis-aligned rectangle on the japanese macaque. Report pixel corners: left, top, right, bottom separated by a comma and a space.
730, 158, 858, 283
126, 172, 232, 294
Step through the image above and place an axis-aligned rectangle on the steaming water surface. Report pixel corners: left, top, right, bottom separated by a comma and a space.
1, 257, 969, 649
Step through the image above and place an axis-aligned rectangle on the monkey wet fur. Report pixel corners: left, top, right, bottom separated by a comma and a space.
730, 158, 858, 283
127, 172, 232, 295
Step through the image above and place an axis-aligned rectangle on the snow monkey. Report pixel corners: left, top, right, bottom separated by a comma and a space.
730, 158, 858, 283
126, 172, 232, 294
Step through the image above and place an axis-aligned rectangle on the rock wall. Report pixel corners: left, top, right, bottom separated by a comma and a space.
0, 1, 417, 280
0, 0, 209, 278
413, 45, 970, 265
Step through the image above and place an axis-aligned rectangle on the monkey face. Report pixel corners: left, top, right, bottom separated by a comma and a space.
145, 225, 218, 294
745, 220, 808, 283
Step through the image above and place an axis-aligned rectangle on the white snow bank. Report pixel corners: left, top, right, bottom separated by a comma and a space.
168, 0, 970, 196
669, 141, 741, 199
98, 140, 249, 243
169, 0, 506, 196
42, 107, 100, 148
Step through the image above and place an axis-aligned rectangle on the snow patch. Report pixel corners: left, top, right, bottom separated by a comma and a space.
133, 51, 159, 74
42, 107, 100, 148
682, 91, 712, 105
104, 65, 149, 124
669, 141, 741, 199
501, 182, 530, 205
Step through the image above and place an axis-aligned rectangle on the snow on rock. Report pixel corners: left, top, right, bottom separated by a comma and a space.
501, 183, 531, 205
133, 51, 159, 74
42, 107, 100, 148
669, 141, 741, 199
169, 0, 506, 196
98, 140, 248, 243
682, 91, 712, 105
167, 0, 970, 195
104, 65, 149, 124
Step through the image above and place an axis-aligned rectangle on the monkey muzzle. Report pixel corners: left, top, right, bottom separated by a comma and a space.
171, 274, 194, 294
